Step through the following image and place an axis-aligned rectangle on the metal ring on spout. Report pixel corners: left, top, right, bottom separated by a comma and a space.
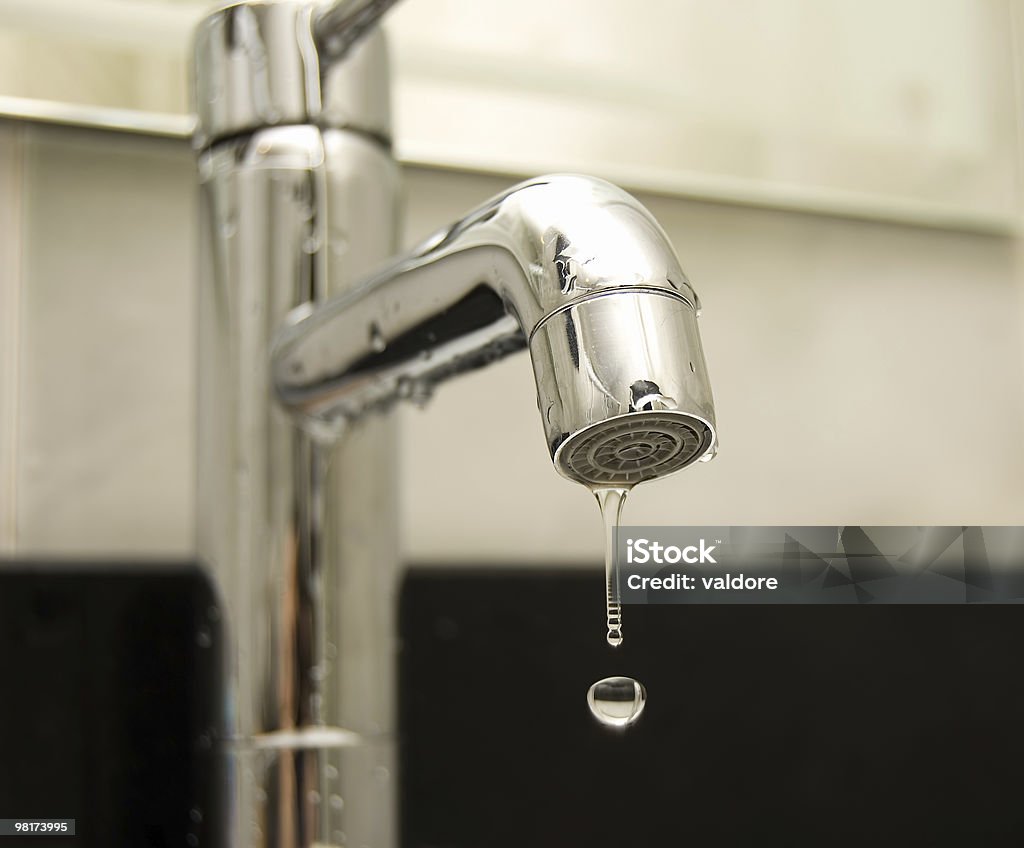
528, 288, 717, 481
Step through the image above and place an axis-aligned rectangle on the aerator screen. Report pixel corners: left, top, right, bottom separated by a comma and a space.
555, 411, 713, 486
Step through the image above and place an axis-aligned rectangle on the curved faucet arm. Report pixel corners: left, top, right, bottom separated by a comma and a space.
271, 174, 700, 423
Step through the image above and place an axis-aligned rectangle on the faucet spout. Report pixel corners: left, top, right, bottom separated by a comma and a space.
273, 174, 718, 486
193, 6, 718, 846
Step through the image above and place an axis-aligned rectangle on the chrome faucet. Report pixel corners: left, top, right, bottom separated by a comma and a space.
272, 174, 717, 485
192, 3, 717, 847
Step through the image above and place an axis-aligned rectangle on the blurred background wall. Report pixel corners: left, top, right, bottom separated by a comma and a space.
1, 0, 1023, 564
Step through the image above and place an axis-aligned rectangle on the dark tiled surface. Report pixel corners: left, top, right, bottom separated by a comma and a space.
0, 563, 225, 848
400, 568, 1024, 847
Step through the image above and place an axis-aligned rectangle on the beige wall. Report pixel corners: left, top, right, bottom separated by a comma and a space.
1, 2, 1018, 232
2, 121, 1023, 565
0, 29, 187, 113
0, 121, 22, 553
5, 124, 195, 555
400, 170, 1024, 562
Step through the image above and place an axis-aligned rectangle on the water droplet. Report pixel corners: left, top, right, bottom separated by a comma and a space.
254, 787, 267, 803
219, 215, 238, 239
373, 765, 390, 782
189, 807, 203, 824
303, 416, 346, 445
302, 233, 322, 254
207, 605, 220, 622
308, 790, 321, 805
699, 442, 719, 463
410, 382, 433, 408
291, 181, 311, 203
329, 794, 344, 810
333, 832, 346, 845
196, 628, 212, 648
369, 323, 386, 353
186, 834, 199, 847
325, 764, 339, 780
587, 676, 646, 728
197, 733, 212, 750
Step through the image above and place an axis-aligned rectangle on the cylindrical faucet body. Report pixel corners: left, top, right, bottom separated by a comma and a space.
193, 4, 400, 846
193, 4, 718, 848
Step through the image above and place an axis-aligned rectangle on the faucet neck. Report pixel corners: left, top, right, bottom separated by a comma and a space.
191, 1, 392, 151
271, 175, 707, 434
314, 0, 401, 63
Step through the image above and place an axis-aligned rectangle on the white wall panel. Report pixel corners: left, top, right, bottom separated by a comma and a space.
3, 124, 1023, 563
0, 121, 23, 552
14, 125, 195, 554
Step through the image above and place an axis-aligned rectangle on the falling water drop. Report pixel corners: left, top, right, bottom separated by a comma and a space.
587, 676, 647, 728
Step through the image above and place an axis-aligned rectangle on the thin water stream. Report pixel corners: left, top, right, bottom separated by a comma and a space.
592, 486, 630, 648
587, 486, 646, 729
